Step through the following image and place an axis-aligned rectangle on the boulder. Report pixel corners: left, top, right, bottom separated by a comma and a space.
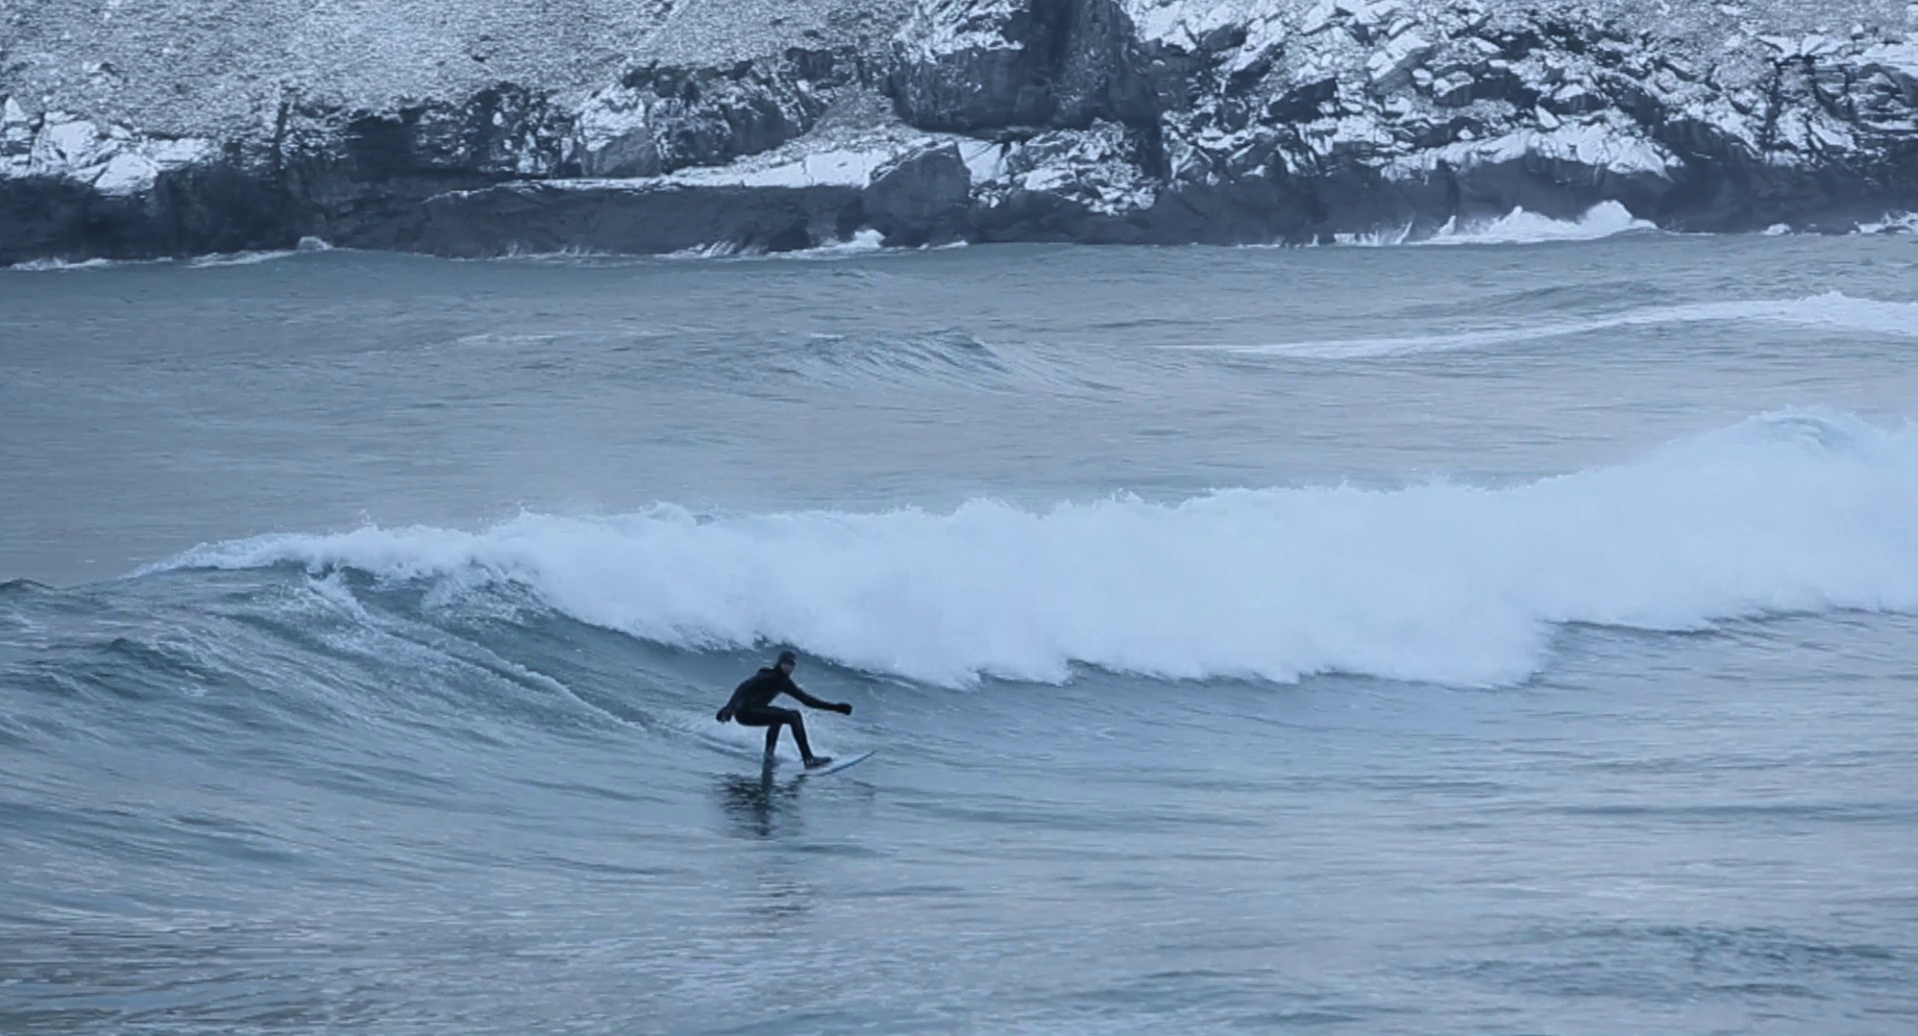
861, 141, 973, 245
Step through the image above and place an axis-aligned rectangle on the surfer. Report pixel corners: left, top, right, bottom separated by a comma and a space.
716, 650, 852, 769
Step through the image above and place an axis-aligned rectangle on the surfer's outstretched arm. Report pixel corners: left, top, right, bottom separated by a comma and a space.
784, 682, 852, 714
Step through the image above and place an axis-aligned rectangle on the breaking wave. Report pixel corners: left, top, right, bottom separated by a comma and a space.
152, 409, 1918, 689
186, 249, 300, 268
1422, 201, 1656, 246
8, 238, 329, 272
1327, 202, 1655, 248
1856, 212, 1918, 236
5, 256, 165, 272
666, 229, 937, 262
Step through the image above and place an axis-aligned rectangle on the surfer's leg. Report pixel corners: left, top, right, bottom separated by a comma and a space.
734, 706, 807, 761
731, 706, 780, 757
785, 713, 816, 761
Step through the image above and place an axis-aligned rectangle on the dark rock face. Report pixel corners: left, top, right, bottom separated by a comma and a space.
334, 86, 575, 181
888, 0, 1160, 131
0, 161, 295, 264
860, 142, 973, 245
576, 57, 841, 178
411, 183, 865, 257
4, 2, 1918, 264
889, 0, 1064, 130
0, 46, 874, 264
904, 2, 1918, 244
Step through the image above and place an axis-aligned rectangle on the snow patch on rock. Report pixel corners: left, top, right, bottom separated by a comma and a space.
1398, 111, 1681, 180
6, 104, 216, 195
992, 120, 1160, 215
898, 0, 1030, 56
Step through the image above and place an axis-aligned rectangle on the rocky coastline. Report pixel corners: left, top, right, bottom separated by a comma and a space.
4, 0, 1916, 264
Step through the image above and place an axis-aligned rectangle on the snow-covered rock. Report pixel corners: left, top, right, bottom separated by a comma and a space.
576, 60, 831, 177
28, 117, 114, 179
997, 119, 1161, 214
4, 0, 1918, 262
1367, 31, 1436, 92
12, 111, 216, 196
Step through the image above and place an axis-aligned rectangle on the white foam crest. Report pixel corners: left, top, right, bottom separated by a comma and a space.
792, 228, 888, 258
1420, 201, 1656, 246
666, 229, 898, 263
1304, 202, 1652, 249
187, 249, 298, 268
1323, 225, 1415, 247
662, 239, 757, 261
1205, 292, 1918, 359
154, 409, 1918, 689
488, 244, 630, 264
1856, 212, 1918, 235
10, 240, 335, 271
5, 255, 166, 272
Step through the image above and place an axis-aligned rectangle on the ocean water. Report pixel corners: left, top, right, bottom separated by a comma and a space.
3, 228, 1917, 1035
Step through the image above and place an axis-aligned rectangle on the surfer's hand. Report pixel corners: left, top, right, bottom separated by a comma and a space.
716, 706, 733, 723
833, 702, 852, 715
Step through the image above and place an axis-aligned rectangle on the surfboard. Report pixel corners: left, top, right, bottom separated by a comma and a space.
795, 750, 875, 777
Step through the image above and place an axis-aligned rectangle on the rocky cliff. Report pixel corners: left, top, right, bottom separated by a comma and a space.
3, 0, 1916, 262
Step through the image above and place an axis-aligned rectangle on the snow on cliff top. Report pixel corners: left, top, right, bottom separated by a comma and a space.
0, 0, 1910, 137
1115, 0, 1913, 50
0, 0, 912, 136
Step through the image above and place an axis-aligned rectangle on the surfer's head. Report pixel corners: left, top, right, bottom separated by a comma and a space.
776, 649, 797, 673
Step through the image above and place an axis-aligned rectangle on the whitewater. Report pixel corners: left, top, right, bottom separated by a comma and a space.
158, 406, 1918, 687
4, 228, 1917, 1035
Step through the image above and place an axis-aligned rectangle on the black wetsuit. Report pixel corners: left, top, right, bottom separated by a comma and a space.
721, 667, 837, 760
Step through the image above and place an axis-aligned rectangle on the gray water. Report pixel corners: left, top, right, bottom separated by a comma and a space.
3, 233, 1917, 1035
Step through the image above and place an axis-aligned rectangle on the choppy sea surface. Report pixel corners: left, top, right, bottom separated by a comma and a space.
3, 227, 1917, 1035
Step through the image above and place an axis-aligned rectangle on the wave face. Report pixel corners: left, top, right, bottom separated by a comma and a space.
150, 409, 1918, 688
1202, 292, 1918, 359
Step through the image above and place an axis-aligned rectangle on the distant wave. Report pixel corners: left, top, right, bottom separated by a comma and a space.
186, 250, 299, 268
1326, 202, 1655, 247
793, 228, 889, 258
1196, 292, 1918, 359
1855, 213, 1918, 236
665, 229, 926, 262
479, 240, 653, 264
5, 256, 164, 272
1763, 213, 1918, 236
8, 237, 331, 272
777, 331, 1011, 389
767, 331, 1113, 395
153, 408, 1918, 689
1421, 202, 1656, 246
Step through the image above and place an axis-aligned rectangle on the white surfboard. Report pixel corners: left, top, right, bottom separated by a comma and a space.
795, 750, 875, 777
